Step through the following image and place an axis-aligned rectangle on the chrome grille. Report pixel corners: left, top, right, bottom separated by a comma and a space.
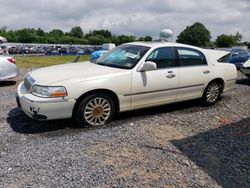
24, 75, 35, 91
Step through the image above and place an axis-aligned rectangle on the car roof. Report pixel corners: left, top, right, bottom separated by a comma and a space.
126, 41, 230, 62
125, 41, 203, 51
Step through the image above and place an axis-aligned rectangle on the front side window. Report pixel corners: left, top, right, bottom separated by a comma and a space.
146, 47, 174, 69
177, 48, 207, 66
94, 45, 150, 69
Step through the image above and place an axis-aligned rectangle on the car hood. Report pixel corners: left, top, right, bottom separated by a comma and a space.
243, 59, 250, 68
29, 61, 127, 85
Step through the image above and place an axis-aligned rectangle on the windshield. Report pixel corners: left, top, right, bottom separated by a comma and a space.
93, 45, 150, 69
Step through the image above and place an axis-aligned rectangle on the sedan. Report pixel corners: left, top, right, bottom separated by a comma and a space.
16, 42, 237, 127
0, 56, 19, 80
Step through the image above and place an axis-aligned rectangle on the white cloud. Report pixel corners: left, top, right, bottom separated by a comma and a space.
0, 0, 249, 41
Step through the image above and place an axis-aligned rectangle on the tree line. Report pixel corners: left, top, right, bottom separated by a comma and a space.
176, 22, 249, 48
0, 24, 249, 48
0, 26, 152, 45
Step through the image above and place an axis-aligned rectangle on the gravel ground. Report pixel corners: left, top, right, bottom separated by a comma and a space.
0, 70, 249, 188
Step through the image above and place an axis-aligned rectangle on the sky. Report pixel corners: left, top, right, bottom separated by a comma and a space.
0, 0, 249, 41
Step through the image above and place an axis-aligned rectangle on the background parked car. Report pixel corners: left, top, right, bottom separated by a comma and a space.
228, 48, 249, 69
58, 47, 68, 54
218, 48, 250, 69
240, 59, 250, 78
0, 56, 19, 80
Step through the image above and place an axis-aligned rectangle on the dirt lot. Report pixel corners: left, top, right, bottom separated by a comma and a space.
0, 70, 249, 188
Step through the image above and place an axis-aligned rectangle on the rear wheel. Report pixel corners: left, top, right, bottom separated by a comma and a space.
73, 93, 115, 127
202, 81, 222, 105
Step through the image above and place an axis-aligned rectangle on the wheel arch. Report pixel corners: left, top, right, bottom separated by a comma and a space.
72, 89, 120, 117
205, 78, 225, 93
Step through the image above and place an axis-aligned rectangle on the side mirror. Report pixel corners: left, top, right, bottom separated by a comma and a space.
138, 61, 157, 72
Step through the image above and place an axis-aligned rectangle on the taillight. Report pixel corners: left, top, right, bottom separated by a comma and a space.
7, 57, 16, 64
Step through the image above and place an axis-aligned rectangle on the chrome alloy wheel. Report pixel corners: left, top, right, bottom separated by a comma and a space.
84, 97, 111, 126
206, 82, 220, 103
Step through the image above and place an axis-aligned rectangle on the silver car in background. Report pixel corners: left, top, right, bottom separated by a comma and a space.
0, 56, 19, 80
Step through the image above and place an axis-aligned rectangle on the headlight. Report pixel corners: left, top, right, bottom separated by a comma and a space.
31, 85, 67, 98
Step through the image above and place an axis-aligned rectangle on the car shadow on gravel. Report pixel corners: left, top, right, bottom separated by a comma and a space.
236, 78, 250, 86
7, 108, 82, 134
8, 98, 220, 134
0, 80, 16, 87
115, 98, 212, 121
171, 117, 250, 188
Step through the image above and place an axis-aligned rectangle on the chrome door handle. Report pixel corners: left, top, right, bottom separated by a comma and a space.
166, 74, 176, 78
203, 70, 210, 74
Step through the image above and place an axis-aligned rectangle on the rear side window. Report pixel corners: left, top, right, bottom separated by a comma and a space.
177, 48, 207, 66
218, 53, 230, 62
146, 47, 174, 69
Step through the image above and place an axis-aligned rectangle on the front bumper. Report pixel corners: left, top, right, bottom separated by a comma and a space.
17, 82, 76, 120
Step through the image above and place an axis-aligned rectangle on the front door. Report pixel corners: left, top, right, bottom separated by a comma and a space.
130, 47, 179, 108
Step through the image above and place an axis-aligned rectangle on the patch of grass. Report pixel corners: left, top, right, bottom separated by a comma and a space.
16, 55, 91, 68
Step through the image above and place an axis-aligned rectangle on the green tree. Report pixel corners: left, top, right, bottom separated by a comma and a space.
138, 37, 145, 41
86, 30, 112, 38
0, 26, 141, 45
49, 29, 64, 38
0, 26, 7, 36
16, 28, 36, 43
69, 26, 84, 38
88, 35, 104, 45
36, 28, 45, 36
145, 36, 152, 41
177, 22, 211, 47
5, 30, 18, 42
117, 35, 136, 44
215, 34, 237, 47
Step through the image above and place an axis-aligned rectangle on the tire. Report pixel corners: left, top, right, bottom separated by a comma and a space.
73, 93, 115, 127
202, 81, 222, 106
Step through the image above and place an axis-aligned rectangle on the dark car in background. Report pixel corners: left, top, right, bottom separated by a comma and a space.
229, 48, 249, 69
68, 47, 78, 55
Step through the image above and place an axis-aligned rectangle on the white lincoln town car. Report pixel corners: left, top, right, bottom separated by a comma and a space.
16, 42, 237, 126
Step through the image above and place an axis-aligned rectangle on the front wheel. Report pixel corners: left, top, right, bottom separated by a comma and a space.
202, 81, 222, 106
73, 93, 115, 127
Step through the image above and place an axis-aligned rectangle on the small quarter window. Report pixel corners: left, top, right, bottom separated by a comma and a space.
177, 48, 207, 66
218, 53, 230, 62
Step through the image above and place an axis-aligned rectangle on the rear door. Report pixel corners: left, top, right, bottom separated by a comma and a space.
176, 47, 211, 100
